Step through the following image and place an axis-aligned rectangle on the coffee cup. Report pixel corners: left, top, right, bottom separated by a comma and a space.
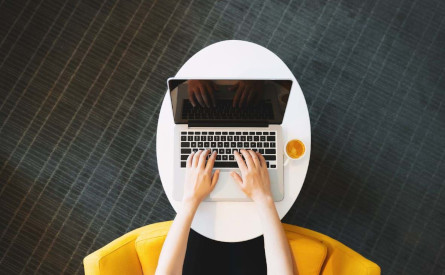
284, 139, 306, 166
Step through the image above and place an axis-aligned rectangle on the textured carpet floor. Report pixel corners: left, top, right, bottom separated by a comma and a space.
1, 0, 444, 274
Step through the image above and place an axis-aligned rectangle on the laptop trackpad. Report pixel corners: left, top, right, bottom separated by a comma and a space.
206, 171, 250, 201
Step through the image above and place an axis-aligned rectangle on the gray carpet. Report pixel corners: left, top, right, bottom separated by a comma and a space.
0, 0, 444, 274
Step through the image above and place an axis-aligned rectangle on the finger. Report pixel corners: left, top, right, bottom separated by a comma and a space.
232, 85, 243, 107
188, 89, 196, 107
247, 88, 256, 105
205, 83, 216, 107
211, 169, 220, 189
233, 150, 247, 171
193, 150, 202, 167
256, 152, 267, 169
239, 88, 249, 108
240, 149, 255, 169
186, 151, 195, 167
248, 150, 260, 167
199, 86, 210, 107
206, 151, 217, 172
230, 171, 243, 186
194, 88, 205, 107
198, 149, 209, 168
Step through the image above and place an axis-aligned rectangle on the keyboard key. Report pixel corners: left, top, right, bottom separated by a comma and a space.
224, 142, 229, 147
198, 142, 203, 147
194, 136, 200, 141
181, 142, 190, 147
191, 142, 196, 147
208, 136, 213, 141
202, 132, 207, 135
267, 136, 275, 141
222, 155, 228, 160
264, 143, 269, 148
181, 132, 186, 135
215, 136, 220, 141
271, 164, 276, 168
251, 142, 256, 147
260, 136, 266, 141
188, 132, 194, 135
256, 132, 261, 135
247, 136, 253, 141
201, 136, 206, 141
181, 162, 186, 167
271, 142, 276, 147
249, 132, 255, 135
216, 132, 221, 135
226, 149, 231, 154
236, 132, 241, 135
218, 142, 223, 147
234, 136, 239, 141
204, 142, 209, 147
254, 136, 259, 141
237, 142, 243, 147
181, 149, 191, 154
213, 162, 238, 168
259, 149, 264, 154
243, 132, 248, 135
244, 142, 249, 147
188, 136, 193, 141
229, 132, 234, 135
257, 142, 262, 147
231, 142, 236, 147
222, 132, 227, 135
263, 132, 269, 135
181, 136, 186, 141
216, 155, 221, 160
209, 131, 214, 135
221, 136, 226, 141
181, 155, 188, 160
228, 136, 233, 141
219, 149, 224, 154
211, 142, 216, 147
229, 155, 234, 160
264, 155, 276, 160
270, 132, 275, 135
196, 132, 201, 135
265, 149, 276, 154
241, 136, 246, 141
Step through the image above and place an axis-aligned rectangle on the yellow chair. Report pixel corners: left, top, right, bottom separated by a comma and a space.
84, 221, 380, 275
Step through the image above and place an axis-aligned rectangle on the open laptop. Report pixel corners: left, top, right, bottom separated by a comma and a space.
168, 78, 293, 202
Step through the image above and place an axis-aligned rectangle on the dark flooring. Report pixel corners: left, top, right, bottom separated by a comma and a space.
0, 0, 444, 274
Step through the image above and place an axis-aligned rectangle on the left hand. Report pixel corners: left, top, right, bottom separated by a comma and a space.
183, 150, 220, 205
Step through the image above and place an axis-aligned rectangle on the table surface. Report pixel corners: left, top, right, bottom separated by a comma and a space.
156, 40, 311, 242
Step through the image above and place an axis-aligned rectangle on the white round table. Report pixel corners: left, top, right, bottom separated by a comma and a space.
156, 40, 311, 242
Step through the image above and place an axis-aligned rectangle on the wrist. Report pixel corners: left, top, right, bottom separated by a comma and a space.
254, 195, 274, 208
181, 197, 200, 212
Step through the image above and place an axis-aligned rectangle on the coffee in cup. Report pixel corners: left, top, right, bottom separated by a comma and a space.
284, 139, 305, 165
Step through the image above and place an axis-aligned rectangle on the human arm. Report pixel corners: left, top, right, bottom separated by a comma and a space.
155, 150, 220, 275
231, 150, 295, 275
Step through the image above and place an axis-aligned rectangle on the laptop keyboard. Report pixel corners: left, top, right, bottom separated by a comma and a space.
180, 131, 277, 169
181, 99, 274, 120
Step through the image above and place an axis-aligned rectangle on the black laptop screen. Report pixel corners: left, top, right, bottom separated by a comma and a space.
168, 79, 292, 125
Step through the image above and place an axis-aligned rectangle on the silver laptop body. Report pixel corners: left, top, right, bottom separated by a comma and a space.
168, 78, 293, 202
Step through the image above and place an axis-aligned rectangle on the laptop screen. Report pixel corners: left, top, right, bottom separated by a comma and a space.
168, 79, 292, 125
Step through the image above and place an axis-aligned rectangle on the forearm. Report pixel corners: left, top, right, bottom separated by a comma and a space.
256, 197, 294, 275
155, 200, 199, 275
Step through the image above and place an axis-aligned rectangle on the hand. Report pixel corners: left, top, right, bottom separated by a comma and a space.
187, 80, 216, 107
231, 80, 264, 108
231, 149, 272, 204
183, 150, 220, 205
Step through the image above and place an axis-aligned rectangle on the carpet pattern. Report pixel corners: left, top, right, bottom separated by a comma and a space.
0, 0, 444, 274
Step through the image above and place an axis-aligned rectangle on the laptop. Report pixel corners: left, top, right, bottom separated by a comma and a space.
168, 78, 293, 202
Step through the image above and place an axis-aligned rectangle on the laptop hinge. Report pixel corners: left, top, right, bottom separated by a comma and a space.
188, 120, 269, 128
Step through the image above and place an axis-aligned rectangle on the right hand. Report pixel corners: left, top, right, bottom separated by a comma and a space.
231, 149, 272, 204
